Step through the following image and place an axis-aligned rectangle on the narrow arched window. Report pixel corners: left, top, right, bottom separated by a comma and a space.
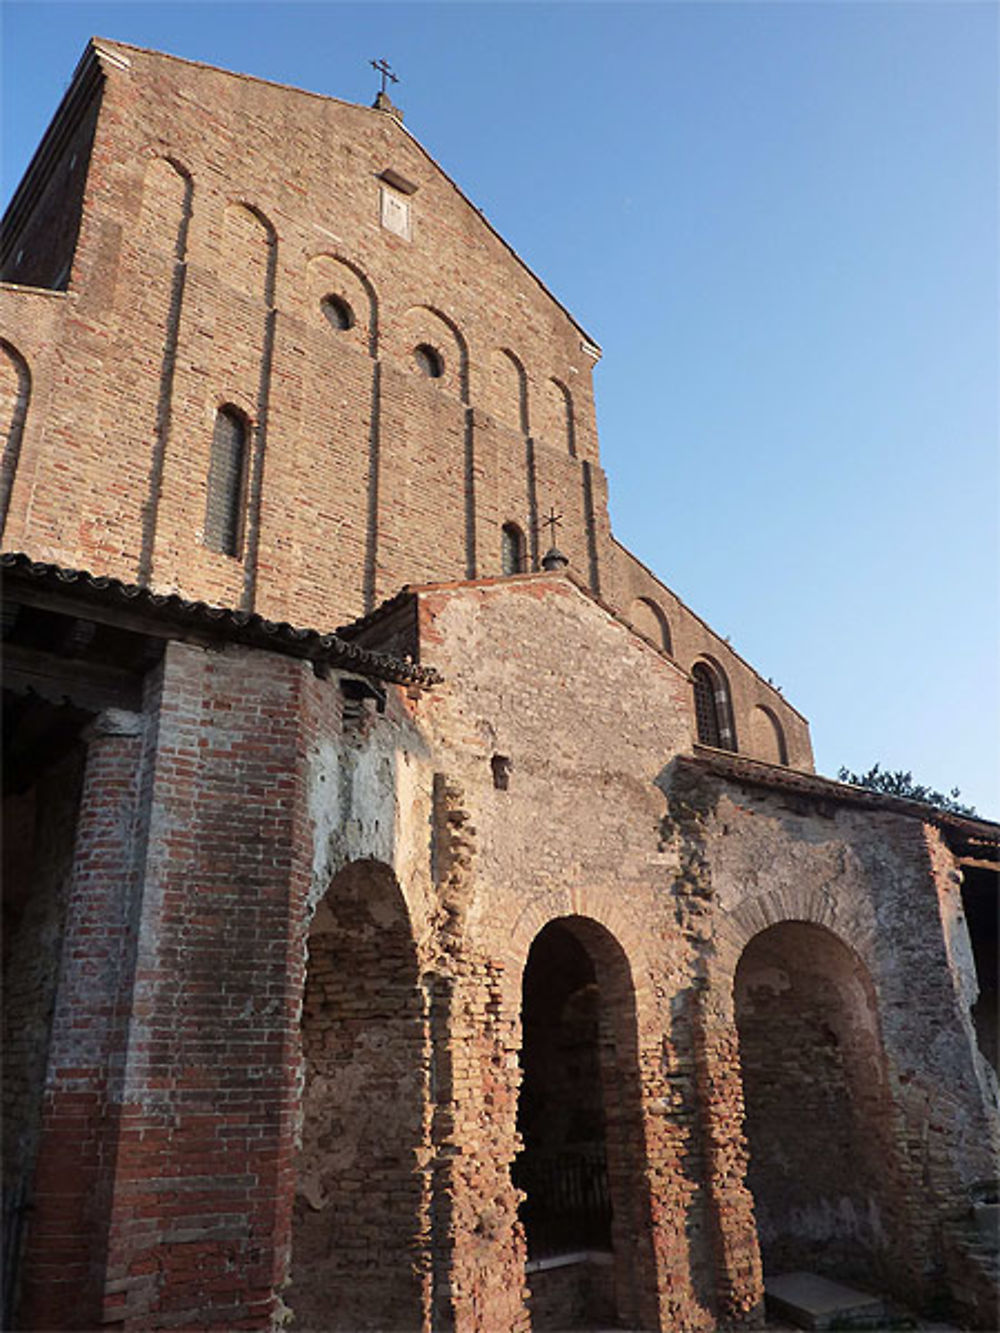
692, 664, 721, 747
501, 522, 525, 575
204, 406, 248, 556
692, 661, 737, 751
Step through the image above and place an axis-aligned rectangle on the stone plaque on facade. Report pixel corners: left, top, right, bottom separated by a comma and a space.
380, 187, 410, 240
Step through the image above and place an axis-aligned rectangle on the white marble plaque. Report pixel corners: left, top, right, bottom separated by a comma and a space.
380, 187, 411, 240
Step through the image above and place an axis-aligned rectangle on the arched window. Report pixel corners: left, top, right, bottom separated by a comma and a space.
0, 339, 31, 539
204, 405, 248, 556
692, 664, 721, 747
692, 660, 736, 751
501, 522, 525, 575
413, 343, 443, 378
321, 294, 354, 331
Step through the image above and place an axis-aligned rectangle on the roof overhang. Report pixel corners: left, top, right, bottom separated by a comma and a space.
1, 552, 440, 687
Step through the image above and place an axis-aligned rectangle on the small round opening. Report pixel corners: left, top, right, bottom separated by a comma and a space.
414, 343, 444, 378
321, 295, 354, 331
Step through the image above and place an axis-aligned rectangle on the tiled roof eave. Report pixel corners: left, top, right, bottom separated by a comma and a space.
0, 553, 440, 687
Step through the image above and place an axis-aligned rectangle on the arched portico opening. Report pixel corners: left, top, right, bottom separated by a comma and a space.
514, 916, 654, 1330
735, 921, 900, 1288
290, 860, 426, 1331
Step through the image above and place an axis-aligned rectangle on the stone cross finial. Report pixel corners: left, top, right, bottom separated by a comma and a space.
370, 58, 398, 96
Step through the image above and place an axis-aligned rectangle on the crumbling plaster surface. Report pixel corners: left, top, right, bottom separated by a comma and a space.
305, 687, 437, 947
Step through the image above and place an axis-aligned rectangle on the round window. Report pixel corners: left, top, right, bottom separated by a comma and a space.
321, 295, 354, 331
414, 343, 444, 378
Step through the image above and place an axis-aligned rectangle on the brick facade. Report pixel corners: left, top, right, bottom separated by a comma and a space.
1, 37, 806, 767
1, 37, 997, 1333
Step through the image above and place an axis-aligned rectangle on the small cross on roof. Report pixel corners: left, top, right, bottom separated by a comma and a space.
371, 58, 398, 96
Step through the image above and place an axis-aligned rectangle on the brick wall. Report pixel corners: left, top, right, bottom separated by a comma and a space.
89, 641, 319, 1330
1, 37, 812, 765
4, 570, 992, 1330
666, 760, 1000, 1322
387, 574, 732, 1330
7, 39, 993, 1333
0, 41, 602, 624
608, 537, 814, 770
18, 711, 144, 1329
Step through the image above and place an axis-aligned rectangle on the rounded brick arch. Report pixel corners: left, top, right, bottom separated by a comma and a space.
306, 251, 378, 357
138, 154, 193, 238
303, 852, 430, 947
627, 595, 672, 654
489, 346, 529, 434
494, 886, 657, 1018
509, 908, 662, 1330
398, 302, 469, 402
222, 200, 277, 302
711, 887, 879, 1021
291, 856, 425, 1330
139, 150, 192, 189
748, 704, 788, 766
539, 375, 576, 456
733, 919, 901, 1284
224, 197, 277, 238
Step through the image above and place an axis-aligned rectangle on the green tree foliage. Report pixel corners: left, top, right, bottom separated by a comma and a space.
836, 763, 977, 817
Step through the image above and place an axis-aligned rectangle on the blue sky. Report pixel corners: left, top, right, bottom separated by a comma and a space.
4, 2, 998, 815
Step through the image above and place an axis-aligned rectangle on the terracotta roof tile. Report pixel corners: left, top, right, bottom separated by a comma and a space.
1, 553, 440, 687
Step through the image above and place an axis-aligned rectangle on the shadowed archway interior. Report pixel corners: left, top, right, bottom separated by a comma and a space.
291, 860, 426, 1331
513, 916, 656, 1331
734, 921, 903, 1288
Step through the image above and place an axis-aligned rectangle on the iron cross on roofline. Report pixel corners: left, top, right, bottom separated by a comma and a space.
371, 59, 398, 96
542, 507, 563, 539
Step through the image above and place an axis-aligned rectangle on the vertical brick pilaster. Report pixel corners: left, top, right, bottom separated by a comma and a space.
19, 708, 144, 1332
96, 643, 312, 1330
693, 984, 764, 1325
432, 963, 529, 1333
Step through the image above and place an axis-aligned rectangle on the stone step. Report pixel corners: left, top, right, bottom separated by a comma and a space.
764, 1271, 885, 1331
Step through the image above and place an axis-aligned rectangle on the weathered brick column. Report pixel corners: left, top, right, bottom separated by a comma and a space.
428, 960, 529, 1333
19, 708, 145, 1331
422, 774, 529, 1332
96, 642, 314, 1330
693, 982, 764, 1325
